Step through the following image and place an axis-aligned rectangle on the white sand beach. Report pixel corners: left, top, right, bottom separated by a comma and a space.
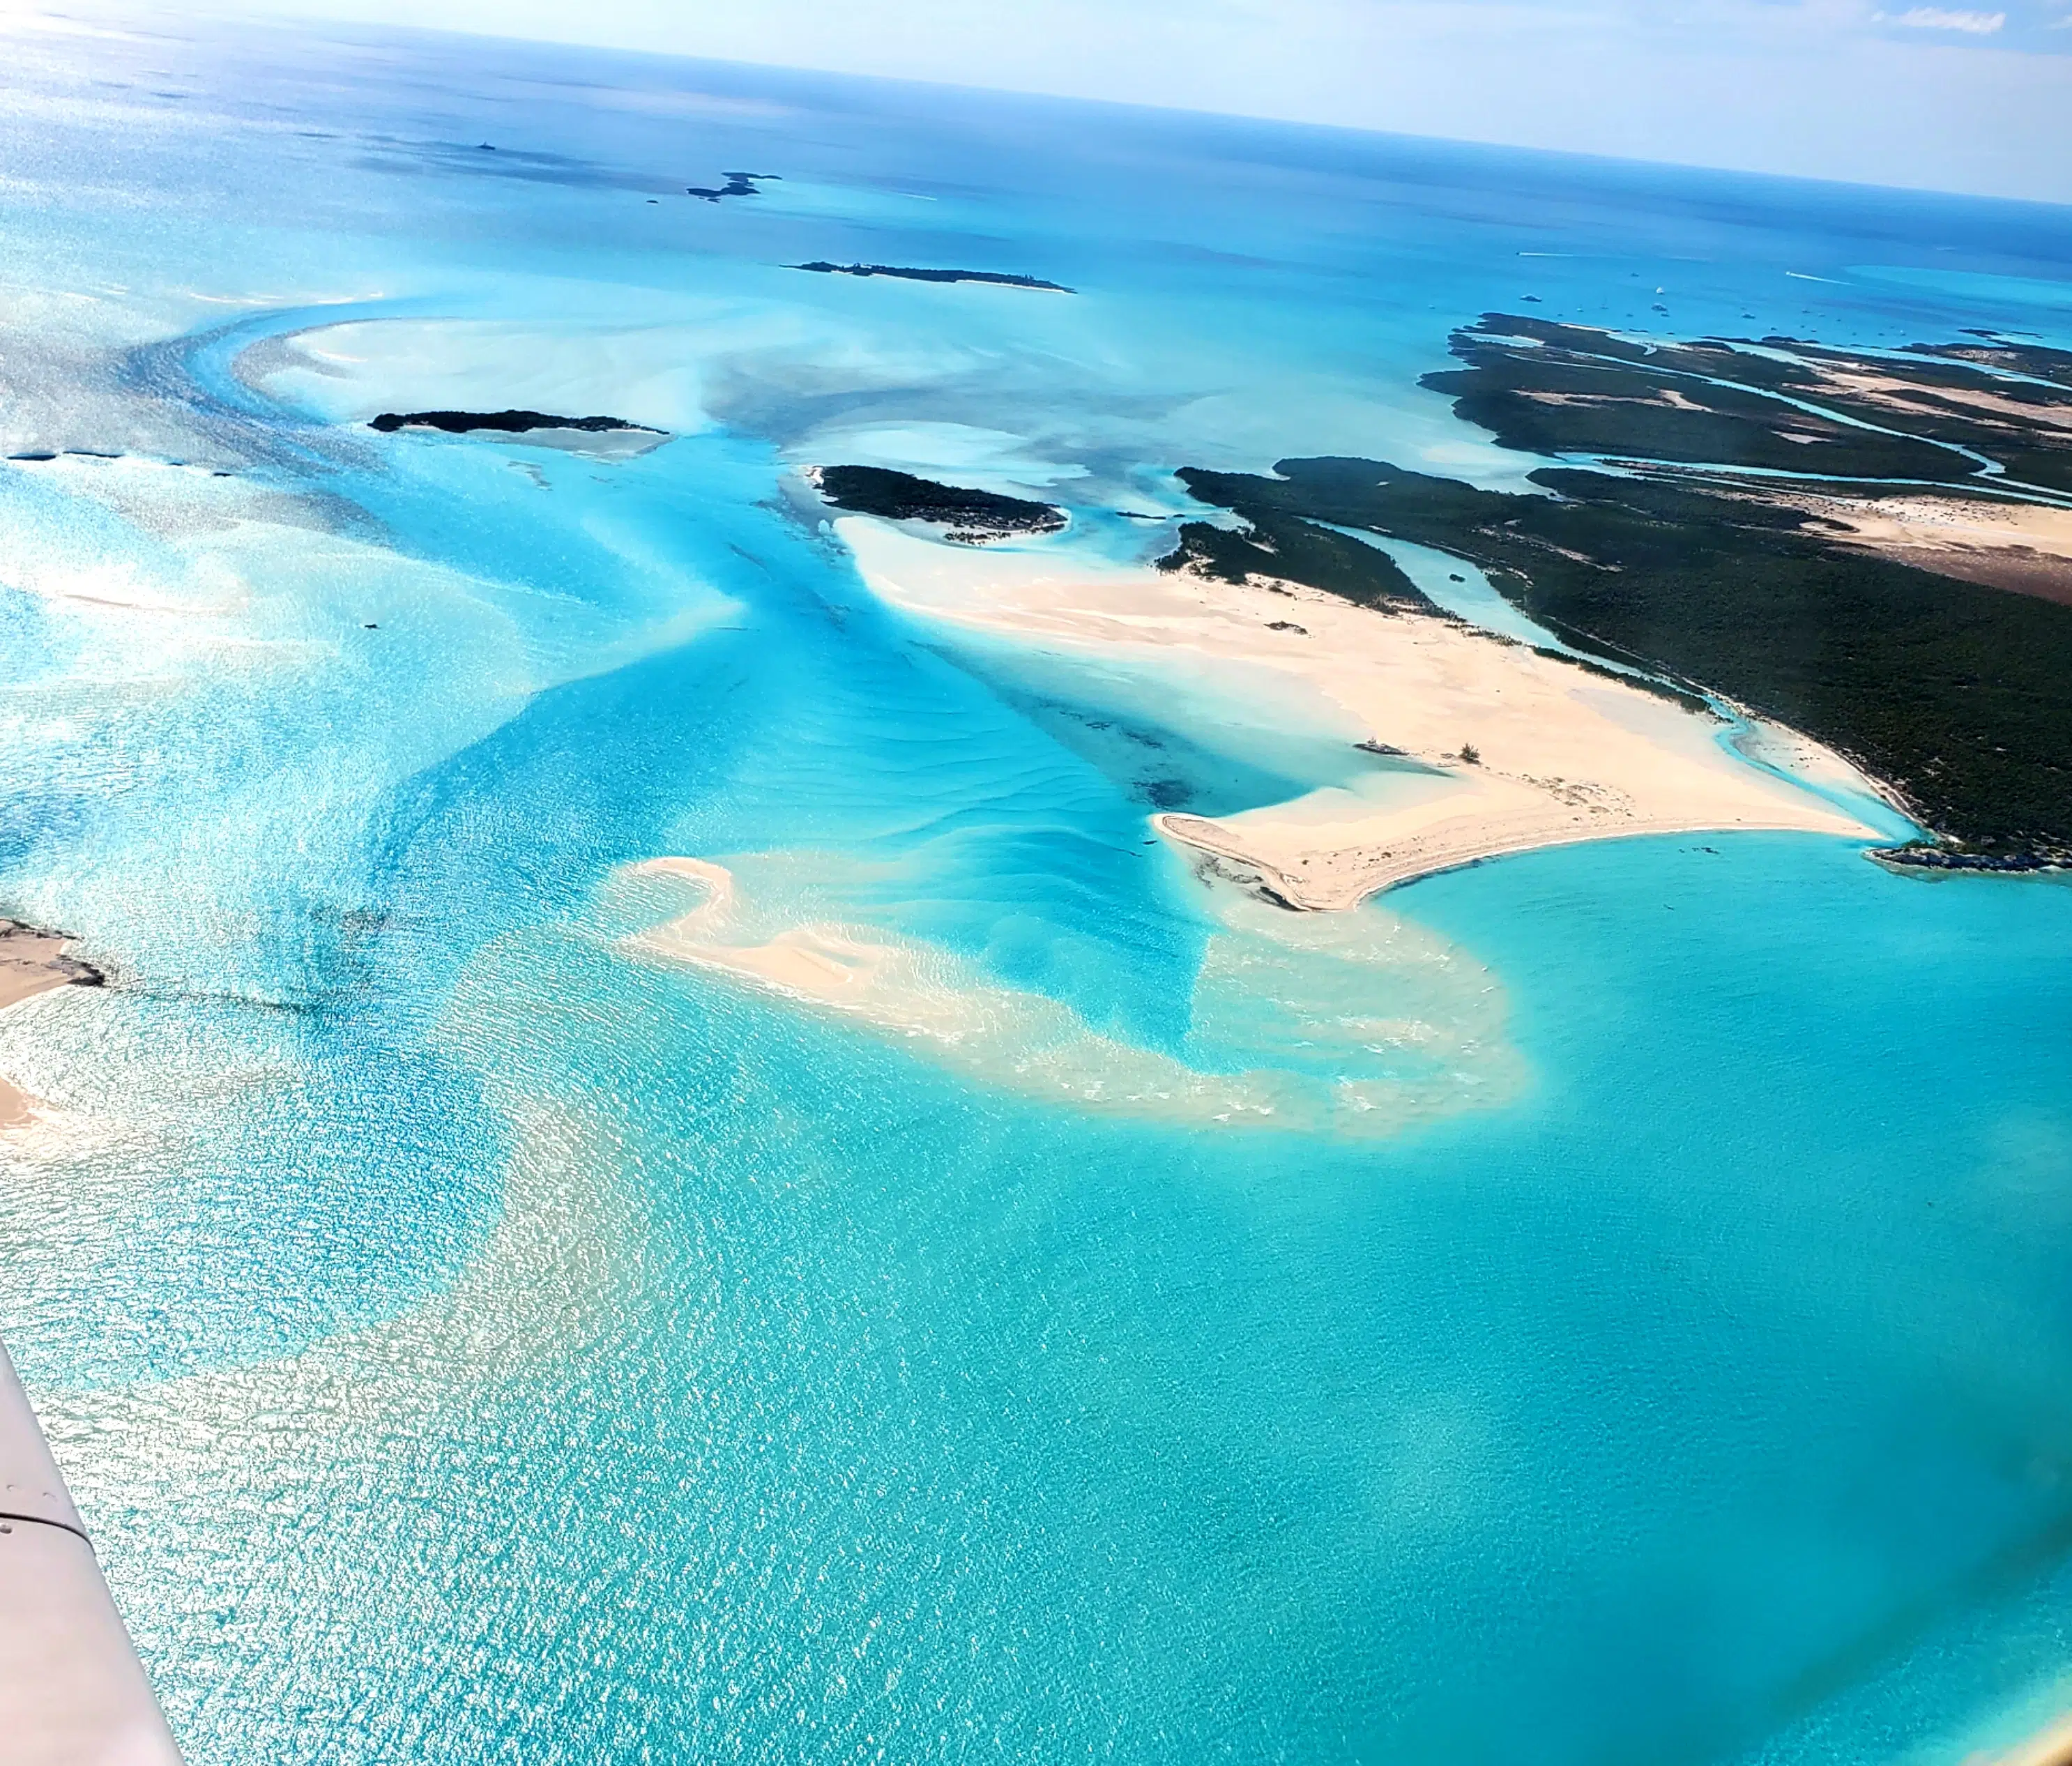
1780, 489, 2072, 606
1982, 1711, 2072, 1766
835, 517, 1881, 910
0, 922, 84, 1128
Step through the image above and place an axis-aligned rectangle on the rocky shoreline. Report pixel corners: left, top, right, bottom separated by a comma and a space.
0, 918, 100, 1125
1871, 844, 2071, 878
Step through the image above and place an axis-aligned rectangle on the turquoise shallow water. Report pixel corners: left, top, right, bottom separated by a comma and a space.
1, 11, 2071, 1765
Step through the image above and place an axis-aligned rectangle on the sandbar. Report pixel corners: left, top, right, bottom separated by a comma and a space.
0, 920, 98, 1128
834, 516, 1880, 910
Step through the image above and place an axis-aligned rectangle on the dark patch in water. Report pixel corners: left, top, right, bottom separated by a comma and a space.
354, 137, 671, 196
687, 171, 779, 202
370, 409, 664, 436
793, 262, 1075, 294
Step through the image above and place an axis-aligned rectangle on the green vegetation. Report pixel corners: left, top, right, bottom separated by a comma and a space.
1905, 335, 2072, 390
1422, 314, 2072, 492
814, 466, 1067, 538
1426, 337, 1964, 480
1168, 455, 2072, 859
1152, 500, 1428, 611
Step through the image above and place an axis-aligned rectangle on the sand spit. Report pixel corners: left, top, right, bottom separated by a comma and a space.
835, 518, 1878, 909
618, 856, 1289, 1120
1778, 491, 2072, 607
0, 920, 100, 1127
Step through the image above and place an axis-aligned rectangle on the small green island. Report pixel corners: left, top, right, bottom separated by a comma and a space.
812, 464, 1068, 543
369, 409, 664, 436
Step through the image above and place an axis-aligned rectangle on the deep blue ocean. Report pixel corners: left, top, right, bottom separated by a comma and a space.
1, 11, 2070, 1763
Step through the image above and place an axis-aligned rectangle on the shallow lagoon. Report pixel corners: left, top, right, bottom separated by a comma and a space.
1, 12, 2071, 1764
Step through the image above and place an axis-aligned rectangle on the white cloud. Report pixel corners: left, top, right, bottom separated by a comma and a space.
72, 0, 2072, 204
1884, 6, 2006, 29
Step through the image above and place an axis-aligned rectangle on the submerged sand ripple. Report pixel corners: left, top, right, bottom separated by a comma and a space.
619, 855, 1524, 1135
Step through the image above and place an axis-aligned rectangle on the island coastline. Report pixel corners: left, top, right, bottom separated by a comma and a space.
367, 409, 671, 458
1983, 1710, 2072, 1766
808, 464, 1067, 542
832, 516, 1878, 911
686, 171, 779, 202
1163, 316, 2072, 871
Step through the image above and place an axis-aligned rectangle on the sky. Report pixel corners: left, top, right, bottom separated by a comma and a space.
66, 0, 2072, 202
